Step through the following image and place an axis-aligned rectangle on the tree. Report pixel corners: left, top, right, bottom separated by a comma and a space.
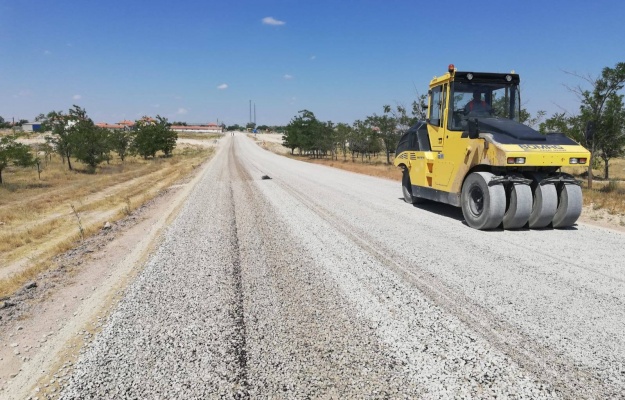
41, 110, 75, 170
350, 119, 380, 162
108, 129, 133, 162
0, 135, 36, 184
0, 116, 11, 129
72, 124, 111, 170
283, 110, 318, 155
367, 108, 397, 164
131, 115, 177, 159
154, 116, 177, 157
566, 62, 625, 187
596, 94, 625, 178
335, 123, 352, 160
227, 124, 244, 131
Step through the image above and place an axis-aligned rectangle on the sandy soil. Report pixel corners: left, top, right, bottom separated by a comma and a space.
0, 139, 222, 399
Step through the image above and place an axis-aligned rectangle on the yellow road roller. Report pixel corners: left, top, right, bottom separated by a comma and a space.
395, 65, 590, 230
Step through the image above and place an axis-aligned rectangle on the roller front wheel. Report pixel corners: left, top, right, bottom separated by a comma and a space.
461, 172, 506, 230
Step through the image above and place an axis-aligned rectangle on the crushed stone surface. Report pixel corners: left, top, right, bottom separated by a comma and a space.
56, 133, 625, 399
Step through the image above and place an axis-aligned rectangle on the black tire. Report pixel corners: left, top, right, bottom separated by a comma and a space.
402, 169, 416, 204
461, 172, 506, 230
552, 184, 582, 228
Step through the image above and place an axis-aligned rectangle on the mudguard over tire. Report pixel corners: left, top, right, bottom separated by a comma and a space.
461, 172, 506, 230
552, 184, 582, 228
527, 173, 558, 229
503, 183, 532, 229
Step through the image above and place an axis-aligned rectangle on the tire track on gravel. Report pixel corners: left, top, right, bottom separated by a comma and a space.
226, 143, 250, 400
228, 137, 424, 397
267, 171, 615, 399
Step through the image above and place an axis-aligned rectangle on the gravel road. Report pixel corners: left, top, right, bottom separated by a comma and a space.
58, 133, 625, 399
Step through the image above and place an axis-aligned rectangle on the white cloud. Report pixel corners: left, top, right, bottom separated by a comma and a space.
44, 50, 51, 55
217, 83, 228, 90
262, 17, 285, 26
310, 55, 316, 60
177, 108, 188, 115
283, 74, 293, 80
73, 94, 82, 100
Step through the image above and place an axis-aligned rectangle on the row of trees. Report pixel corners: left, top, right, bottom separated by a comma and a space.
37, 105, 177, 171
0, 105, 178, 184
0, 117, 28, 129
283, 98, 427, 164
283, 63, 625, 183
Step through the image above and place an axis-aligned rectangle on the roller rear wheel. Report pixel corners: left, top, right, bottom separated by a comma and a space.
402, 169, 426, 204
552, 184, 582, 228
402, 169, 416, 204
528, 174, 558, 229
503, 183, 532, 229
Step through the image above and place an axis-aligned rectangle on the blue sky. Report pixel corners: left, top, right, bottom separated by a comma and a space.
1, 0, 624, 126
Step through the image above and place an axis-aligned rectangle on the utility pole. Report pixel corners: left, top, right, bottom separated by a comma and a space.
254, 103, 256, 126
249, 100, 252, 124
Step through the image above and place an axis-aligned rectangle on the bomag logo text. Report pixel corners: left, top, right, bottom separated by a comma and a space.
518, 144, 566, 151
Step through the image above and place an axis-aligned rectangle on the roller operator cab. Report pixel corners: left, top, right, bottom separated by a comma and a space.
394, 65, 590, 230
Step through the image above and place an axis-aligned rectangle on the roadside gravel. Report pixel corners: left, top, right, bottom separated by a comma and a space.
58, 133, 625, 399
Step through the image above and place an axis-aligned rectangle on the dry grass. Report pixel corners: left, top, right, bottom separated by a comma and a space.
0, 144, 213, 298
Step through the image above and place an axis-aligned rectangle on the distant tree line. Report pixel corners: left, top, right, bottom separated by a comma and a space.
0, 117, 28, 128
225, 123, 286, 133
0, 105, 178, 184
282, 97, 427, 164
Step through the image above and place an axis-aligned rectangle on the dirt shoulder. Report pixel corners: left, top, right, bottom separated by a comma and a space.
0, 140, 223, 399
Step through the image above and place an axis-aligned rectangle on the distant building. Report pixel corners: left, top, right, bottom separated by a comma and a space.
117, 120, 136, 128
171, 123, 223, 133
21, 122, 42, 132
96, 122, 126, 130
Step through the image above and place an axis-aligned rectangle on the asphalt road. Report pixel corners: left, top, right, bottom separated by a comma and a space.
59, 133, 625, 399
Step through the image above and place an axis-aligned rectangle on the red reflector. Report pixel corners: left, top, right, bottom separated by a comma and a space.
579, 158, 587, 164
507, 157, 516, 164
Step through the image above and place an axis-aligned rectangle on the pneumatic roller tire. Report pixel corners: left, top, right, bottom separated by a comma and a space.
461, 172, 506, 230
528, 175, 557, 229
552, 184, 583, 228
402, 169, 416, 204
402, 168, 426, 204
503, 183, 532, 229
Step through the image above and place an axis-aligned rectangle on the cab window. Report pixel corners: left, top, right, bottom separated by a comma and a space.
428, 86, 442, 127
